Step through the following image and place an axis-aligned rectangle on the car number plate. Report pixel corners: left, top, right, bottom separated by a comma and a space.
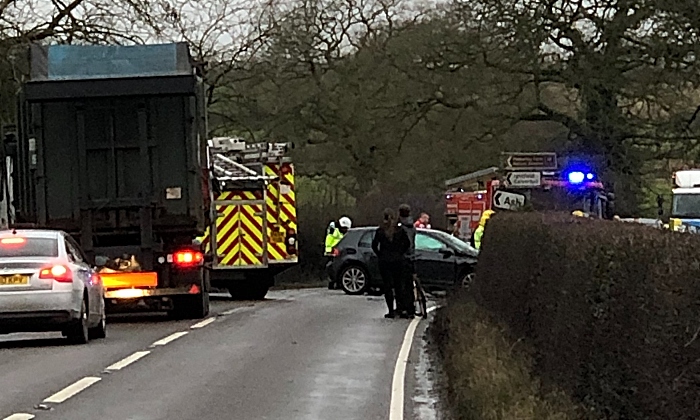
270, 231, 285, 243
0, 274, 29, 285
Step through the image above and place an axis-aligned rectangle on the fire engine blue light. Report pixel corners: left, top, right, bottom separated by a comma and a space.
586, 173, 594, 180
568, 171, 585, 184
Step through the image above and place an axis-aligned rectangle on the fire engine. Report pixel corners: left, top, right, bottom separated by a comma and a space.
198, 137, 298, 300
445, 155, 614, 241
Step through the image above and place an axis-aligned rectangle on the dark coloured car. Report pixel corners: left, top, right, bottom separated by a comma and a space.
326, 227, 478, 295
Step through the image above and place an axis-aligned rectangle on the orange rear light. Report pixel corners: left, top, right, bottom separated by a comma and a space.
100, 272, 158, 289
39, 265, 72, 283
173, 250, 203, 267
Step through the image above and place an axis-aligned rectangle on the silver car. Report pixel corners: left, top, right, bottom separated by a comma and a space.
0, 229, 106, 344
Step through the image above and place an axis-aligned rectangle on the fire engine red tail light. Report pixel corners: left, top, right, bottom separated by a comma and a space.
173, 250, 204, 267
39, 265, 73, 282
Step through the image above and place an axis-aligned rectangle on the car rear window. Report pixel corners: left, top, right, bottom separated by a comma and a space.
0, 237, 59, 258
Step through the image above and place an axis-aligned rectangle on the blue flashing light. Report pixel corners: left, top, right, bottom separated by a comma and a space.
586, 173, 594, 180
568, 171, 585, 184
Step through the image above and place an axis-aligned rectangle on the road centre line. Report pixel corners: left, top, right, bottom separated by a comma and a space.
43, 377, 101, 404
150, 331, 188, 347
3, 413, 34, 420
190, 317, 216, 329
106, 351, 151, 371
389, 305, 439, 420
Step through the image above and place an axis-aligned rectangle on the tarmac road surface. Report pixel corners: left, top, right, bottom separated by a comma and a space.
0, 288, 441, 420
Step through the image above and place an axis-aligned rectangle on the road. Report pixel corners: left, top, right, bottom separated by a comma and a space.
0, 289, 441, 420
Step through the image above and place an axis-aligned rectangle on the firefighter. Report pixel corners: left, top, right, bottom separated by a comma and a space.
324, 216, 352, 255
326, 216, 352, 290
473, 210, 494, 250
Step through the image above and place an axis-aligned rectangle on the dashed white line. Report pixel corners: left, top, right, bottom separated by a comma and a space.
3, 413, 35, 420
221, 308, 237, 315
106, 351, 150, 371
190, 317, 216, 329
43, 377, 101, 404
150, 331, 188, 347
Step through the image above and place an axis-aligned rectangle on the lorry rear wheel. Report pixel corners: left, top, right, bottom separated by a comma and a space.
170, 290, 210, 320
227, 283, 269, 301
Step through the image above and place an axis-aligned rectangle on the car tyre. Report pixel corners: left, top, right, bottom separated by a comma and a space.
66, 298, 89, 345
88, 311, 107, 340
339, 265, 369, 295
460, 271, 475, 290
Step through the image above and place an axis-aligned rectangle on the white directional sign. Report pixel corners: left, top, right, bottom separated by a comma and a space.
505, 172, 541, 188
493, 190, 525, 210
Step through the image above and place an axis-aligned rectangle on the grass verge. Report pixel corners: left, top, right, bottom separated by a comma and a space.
431, 293, 580, 420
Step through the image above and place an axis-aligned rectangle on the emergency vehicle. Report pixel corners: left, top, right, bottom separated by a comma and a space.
445, 157, 614, 240
670, 169, 700, 233
199, 137, 298, 300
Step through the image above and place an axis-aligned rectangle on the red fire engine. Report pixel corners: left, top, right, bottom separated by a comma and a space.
445, 159, 613, 241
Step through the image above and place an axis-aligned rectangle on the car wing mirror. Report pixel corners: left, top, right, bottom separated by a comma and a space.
439, 248, 453, 258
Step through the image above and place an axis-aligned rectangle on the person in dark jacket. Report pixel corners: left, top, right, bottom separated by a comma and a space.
398, 204, 416, 317
372, 208, 411, 319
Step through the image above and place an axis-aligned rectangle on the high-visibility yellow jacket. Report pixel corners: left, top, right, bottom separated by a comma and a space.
474, 210, 495, 250
325, 230, 344, 254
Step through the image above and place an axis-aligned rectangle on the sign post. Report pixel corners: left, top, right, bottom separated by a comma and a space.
503, 152, 557, 171
504, 172, 541, 188
493, 190, 525, 210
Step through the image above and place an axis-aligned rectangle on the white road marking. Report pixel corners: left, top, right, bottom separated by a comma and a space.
3, 414, 35, 420
106, 351, 150, 371
150, 331, 188, 347
190, 317, 216, 329
390, 305, 440, 420
43, 377, 101, 404
221, 308, 237, 315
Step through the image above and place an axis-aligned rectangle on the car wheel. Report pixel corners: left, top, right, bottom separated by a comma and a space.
66, 298, 89, 345
88, 311, 107, 340
340, 266, 369, 295
461, 271, 475, 289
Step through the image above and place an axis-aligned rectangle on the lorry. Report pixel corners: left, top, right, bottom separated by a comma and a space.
445, 153, 614, 240
10, 42, 210, 318
670, 170, 700, 232
199, 137, 298, 300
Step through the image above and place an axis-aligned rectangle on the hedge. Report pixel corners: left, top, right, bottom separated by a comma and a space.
471, 213, 700, 419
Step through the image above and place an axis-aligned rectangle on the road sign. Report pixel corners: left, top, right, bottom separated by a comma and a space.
493, 190, 525, 210
505, 171, 541, 188
503, 152, 557, 171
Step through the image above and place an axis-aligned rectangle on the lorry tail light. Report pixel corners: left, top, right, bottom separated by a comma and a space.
173, 250, 203, 267
39, 265, 73, 282
286, 230, 297, 255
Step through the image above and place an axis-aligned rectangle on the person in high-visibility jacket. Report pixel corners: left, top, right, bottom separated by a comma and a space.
473, 210, 495, 250
324, 216, 352, 255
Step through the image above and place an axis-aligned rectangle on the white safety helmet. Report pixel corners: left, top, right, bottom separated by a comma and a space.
339, 217, 352, 228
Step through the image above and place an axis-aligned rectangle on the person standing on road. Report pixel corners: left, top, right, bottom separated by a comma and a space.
324, 217, 352, 255
325, 217, 352, 289
473, 210, 494, 250
414, 213, 431, 229
372, 208, 410, 319
398, 204, 416, 318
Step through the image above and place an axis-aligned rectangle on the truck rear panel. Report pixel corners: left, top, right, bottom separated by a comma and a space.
13, 43, 211, 316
